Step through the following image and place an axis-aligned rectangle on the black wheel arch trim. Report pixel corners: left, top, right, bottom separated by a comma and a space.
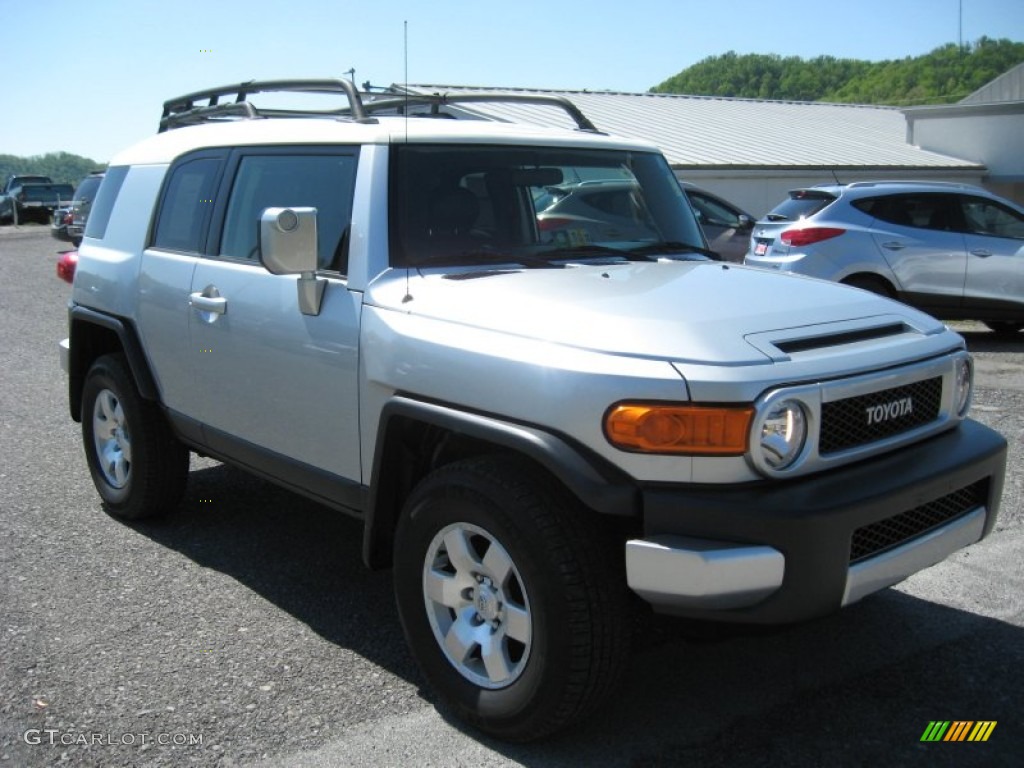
362, 395, 640, 568
68, 305, 159, 421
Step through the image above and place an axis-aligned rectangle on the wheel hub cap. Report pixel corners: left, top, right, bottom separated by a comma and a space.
422, 522, 532, 689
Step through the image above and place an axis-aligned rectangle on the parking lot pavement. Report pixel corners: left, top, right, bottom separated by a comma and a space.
1, 225, 1021, 767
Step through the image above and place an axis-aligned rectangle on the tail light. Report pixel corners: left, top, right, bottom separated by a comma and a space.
56, 250, 78, 283
780, 227, 845, 247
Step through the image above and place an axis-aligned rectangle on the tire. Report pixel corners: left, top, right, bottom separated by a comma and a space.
81, 354, 188, 519
842, 274, 895, 299
984, 321, 1023, 337
393, 455, 630, 741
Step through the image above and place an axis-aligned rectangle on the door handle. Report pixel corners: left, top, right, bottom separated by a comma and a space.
969, 249, 993, 258
880, 241, 905, 251
189, 292, 227, 314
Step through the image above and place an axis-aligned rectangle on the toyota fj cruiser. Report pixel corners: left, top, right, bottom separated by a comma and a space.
60, 79, 1007, 741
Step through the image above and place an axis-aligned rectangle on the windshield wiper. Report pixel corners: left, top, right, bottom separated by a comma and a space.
627, 241, 720, 260
412, 248, 564, 270
541, 244, 651, 261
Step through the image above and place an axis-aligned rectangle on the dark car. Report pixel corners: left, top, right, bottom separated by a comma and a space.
680, 182, 756, 263
65, 171, 105, 245
51, 205, 74, 241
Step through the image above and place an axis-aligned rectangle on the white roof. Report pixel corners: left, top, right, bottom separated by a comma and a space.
111, 113, 657, 166
406, 85, 983, 170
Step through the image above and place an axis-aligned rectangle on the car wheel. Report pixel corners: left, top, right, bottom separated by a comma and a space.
842, 274, 895, 299
984, 321, 1023, 337
393, 455, 630, 741
81, 354, 188, 519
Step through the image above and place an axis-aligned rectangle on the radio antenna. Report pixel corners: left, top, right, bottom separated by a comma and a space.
404, 20, 409, 132
402, 19, 413, 304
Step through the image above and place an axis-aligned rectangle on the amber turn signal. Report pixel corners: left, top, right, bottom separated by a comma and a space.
604, 403, 753, 455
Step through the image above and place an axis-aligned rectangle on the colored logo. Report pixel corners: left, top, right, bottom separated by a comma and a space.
920, 721, 996, 742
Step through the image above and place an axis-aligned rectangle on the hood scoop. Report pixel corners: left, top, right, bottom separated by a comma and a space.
746, 316, 926, 362
773, 322, 909, 354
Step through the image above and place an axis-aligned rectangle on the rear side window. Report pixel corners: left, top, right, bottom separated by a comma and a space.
152, 154, 223, 253
857, 194, 962, 231
83, 166, 128, 240
219, 151, 358, 272
765, 190, 835, 222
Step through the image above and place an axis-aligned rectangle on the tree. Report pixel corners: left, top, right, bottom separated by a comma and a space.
0, 152, 104, 186
650, 38, 1024, 105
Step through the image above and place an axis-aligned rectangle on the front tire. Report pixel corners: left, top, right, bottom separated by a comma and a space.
393, 455, 630, 741
81, 354, 188, 519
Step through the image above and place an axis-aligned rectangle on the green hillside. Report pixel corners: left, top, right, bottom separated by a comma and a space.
651, 37, 1024, 105
0, 152, 105, 187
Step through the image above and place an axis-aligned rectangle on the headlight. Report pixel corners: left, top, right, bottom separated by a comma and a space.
954, 355, 973, 417
604, 403, 753, 455
756, 399, 807, 470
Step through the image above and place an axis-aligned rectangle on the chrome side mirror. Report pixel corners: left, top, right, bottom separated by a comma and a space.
259, 207, 325, 316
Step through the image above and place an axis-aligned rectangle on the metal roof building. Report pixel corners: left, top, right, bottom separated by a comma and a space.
402, 84, 1009, 216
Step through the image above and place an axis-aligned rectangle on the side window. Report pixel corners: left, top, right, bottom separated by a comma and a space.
152, 156, 222, 253
83, 166, 128, 240
960, 196, 1024, 240
219, 152, 358, 273
867, 194, 961, 231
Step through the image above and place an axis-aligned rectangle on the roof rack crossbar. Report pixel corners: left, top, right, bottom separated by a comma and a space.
365, 91, 600, 132
159, 78, 374, 132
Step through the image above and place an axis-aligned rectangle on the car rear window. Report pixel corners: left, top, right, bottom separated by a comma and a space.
765, 190, 836, 222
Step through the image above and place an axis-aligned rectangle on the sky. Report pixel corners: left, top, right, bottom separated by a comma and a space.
1, 0, 1022, 162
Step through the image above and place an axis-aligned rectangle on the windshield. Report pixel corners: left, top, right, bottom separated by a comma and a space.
390, 144, 706, 267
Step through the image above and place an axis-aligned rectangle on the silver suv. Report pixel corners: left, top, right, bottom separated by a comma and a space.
744, 181, 1024, 335
59, 80, 1007, 741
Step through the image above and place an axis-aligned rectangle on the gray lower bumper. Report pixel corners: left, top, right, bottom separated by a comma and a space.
626, 504, 988, 613
625, 536, 785, 610
841, 506, 986, 605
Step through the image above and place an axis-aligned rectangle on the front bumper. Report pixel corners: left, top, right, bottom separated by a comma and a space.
625, 418, 1005, 623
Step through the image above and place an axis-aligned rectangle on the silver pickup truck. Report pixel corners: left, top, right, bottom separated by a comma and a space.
59, 80, 1007, 742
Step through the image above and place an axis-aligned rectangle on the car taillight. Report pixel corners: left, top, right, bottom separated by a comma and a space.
780, 227, 845, 247
537, 217, 574, 231
56, 250, 78, 283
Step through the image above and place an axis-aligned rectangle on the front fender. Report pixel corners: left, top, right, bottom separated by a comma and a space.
362, 395, 640, 568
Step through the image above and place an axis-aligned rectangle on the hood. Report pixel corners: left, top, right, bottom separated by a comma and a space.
366, 261, 945, 366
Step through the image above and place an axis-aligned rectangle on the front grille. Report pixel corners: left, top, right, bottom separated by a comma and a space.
849, 479, 987, 564
820, 376, 942, 454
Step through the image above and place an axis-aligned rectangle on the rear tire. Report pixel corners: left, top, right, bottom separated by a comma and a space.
842, 274, 896, 299
81, 354, 188, 519
393, 455, 630, 741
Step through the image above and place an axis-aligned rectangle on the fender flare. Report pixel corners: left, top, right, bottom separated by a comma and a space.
362, 395, 640, 568
68, 305, 159, 420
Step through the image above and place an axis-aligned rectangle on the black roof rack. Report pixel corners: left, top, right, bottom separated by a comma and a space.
159, 78, 371, 132
367, 90, 599, 132
159, 78, 599, 133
